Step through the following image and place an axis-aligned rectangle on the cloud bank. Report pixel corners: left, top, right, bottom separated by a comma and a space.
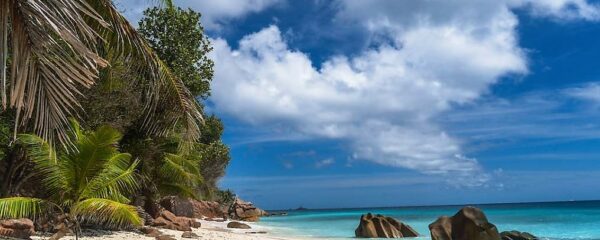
203, 0, 599, 185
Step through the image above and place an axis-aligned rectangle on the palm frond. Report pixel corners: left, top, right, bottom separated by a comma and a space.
3, 0, 109, 144
72, 123, 123, 189
71, 198, 142, 228
0, 197, 55, 220
161, 153, 203, 186
18, 133, 69, 196
157, 183, 199, 200
81, 153, 139, 201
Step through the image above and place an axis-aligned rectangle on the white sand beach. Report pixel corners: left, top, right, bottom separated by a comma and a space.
31, 219, 300, 240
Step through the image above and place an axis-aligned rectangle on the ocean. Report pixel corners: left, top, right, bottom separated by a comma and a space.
257, 201, 600, 240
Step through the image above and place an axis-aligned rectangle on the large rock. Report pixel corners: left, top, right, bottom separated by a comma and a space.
151, 210, 201, 232
0, 218, 35, 239
160, 196, 226, 220
500, 231, 538, 240
227, 221, 251, 229
429, 206, 500, 240
229, 198, 267, 222
355, 213, 419, 238
160, 196, 194, 218
192, 200, 225, 219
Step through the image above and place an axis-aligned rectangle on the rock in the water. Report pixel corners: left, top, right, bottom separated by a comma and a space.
160, 196, 195, 218
0, 218, 35, 239
501, 231, 538, 240
429, 206, 500, 240
152, 210, 200, 231
229, 198, 267, 222
355, 213, 419, 238
182, 231, 199, 238
227, 221, 252, 229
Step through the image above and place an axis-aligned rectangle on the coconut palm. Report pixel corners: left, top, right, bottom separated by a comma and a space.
0, 0, 202, 145
0, 119, 141, 238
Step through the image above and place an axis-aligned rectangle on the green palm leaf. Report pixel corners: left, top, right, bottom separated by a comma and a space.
17, 134, 69, 196
82, 154, 139, 201
71, 198, 142, 228
0, 197, 55, 220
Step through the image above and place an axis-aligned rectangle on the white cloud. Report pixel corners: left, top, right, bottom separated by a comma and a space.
210, 23, 522, 183
208, 0, 599, 186
565, 82, 600, 103
315, 158, 335, 169
512, 0, 600, 20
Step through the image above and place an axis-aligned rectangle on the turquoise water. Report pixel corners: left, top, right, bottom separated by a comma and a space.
258, 201, 600, 240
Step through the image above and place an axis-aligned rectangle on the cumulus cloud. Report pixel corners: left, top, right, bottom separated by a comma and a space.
208, 0, 599, 186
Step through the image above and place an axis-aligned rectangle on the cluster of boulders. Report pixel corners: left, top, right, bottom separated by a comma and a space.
157, 196, 268, 222
355, 206, 539, 239
228, 198, 268, 222
151, 209, 201, 231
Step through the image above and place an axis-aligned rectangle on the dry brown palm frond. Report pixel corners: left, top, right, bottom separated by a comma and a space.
1, 0, 109, 145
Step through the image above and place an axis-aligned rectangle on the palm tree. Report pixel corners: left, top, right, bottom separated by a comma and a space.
127, 137, 206, 216
0, 0, 202, 145
0, 119, 141, 238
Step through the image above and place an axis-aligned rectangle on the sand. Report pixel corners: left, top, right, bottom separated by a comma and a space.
30, 219, 301, 240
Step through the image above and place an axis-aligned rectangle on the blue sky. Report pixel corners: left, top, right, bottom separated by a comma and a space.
117, 0, 600, 210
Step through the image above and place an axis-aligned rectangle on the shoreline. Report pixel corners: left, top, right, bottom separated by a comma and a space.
30, 219, 305, 240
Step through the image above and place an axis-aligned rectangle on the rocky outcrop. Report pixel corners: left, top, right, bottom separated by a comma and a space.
0, 218, 35, 239
229, 198, 267, 222
227, 221, 251, 229
355, 213, 419, 238
501, 231, 538, 240
160, 196, 195, 218
429, 206, 500, 240
160, 196, 226, 219
192, 200, 226, 219
152, 210, 201, 231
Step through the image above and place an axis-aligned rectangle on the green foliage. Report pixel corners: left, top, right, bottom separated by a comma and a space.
79, 58, 144, 133
0, 197, 54, 221
200, 115, 225, 144
0, 120, 141, 230
214, 189, 236, 206
139, 6, 214, 98
157, 153, 204, 199
196, 142, 231, 190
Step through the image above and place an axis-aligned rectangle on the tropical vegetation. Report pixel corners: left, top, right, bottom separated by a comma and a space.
0, 0, 233, 236
0, 120, 141, 238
